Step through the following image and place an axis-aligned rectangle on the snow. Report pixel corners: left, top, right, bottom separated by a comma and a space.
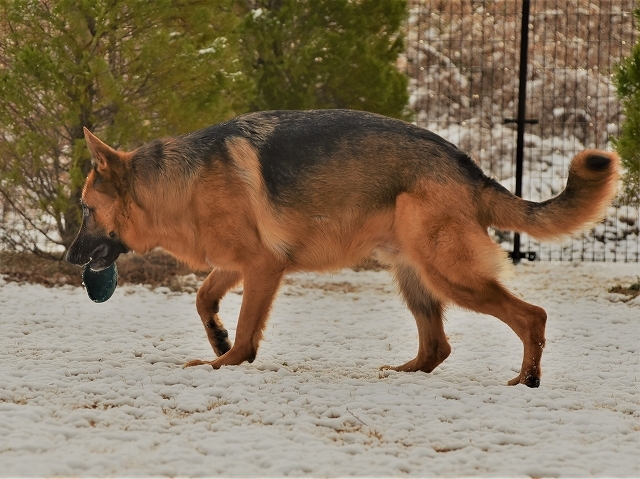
0, 262, 639, 477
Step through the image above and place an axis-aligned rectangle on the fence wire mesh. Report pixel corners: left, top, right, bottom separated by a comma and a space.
406, 0, 639, 261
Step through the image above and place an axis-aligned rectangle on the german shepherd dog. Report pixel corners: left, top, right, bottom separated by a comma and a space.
67, 110, 619, 387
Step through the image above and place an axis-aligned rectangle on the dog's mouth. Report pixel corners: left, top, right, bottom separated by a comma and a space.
87, 244, 114, 271
87, 240, 129, 271
67, 235, 129, 270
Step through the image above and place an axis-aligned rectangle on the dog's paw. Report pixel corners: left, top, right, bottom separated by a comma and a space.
379, 357, 442, 373
183, 359, 214, 368
508, 373, 540, 388
379, 362, 423, 373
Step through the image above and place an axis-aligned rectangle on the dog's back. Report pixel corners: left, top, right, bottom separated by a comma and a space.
229, 110, 478, 205
164, 110, 486, 210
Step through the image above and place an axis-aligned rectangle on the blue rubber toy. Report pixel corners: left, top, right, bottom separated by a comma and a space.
82, 263, 118, 303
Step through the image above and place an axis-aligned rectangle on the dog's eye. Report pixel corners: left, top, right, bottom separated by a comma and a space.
82, 204, 96, 218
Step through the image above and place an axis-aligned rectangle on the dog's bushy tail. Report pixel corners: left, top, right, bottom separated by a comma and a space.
480, 149, 620, 240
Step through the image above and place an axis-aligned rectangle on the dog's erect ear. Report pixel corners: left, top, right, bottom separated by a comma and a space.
83, 127, 123, 176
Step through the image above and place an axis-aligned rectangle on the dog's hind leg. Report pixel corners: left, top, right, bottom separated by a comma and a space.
184, 269, 242, 367
382, 263, 451, 373
438, 274, 547, 388
394, 193, 547, 387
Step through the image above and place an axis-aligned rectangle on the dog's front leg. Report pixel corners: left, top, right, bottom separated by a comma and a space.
186, 262, 284, 369
193, 269, 243, 359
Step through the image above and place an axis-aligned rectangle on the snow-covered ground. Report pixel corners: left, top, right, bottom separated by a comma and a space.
0, 262, 638, 477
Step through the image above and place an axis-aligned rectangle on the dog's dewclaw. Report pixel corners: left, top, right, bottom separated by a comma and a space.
82, 263, 118, 303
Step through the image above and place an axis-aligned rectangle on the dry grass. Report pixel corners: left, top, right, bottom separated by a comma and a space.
608, 277, 640, 299
0, 250, 384, 292
0, 250, 83, 287
0, 249, 206, 291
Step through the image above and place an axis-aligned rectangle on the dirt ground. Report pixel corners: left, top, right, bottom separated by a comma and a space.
0, 250, 384, 293
0, 250, 201, 291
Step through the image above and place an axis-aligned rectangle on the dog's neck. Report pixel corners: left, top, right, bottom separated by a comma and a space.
123, 194, 210, 270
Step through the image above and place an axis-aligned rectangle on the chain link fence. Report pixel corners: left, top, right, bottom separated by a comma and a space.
405, 0, 639, 261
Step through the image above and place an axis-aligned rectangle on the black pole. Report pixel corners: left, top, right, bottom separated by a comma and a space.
512, 0, 531, 263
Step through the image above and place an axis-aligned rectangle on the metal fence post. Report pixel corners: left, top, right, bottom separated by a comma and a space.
509, 0, 535, 263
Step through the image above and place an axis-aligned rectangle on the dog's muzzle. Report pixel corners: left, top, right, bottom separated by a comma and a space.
67, 235, 129, 271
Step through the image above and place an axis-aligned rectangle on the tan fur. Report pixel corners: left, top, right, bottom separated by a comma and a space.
69, 113, 620, 388
481, 149, 620, 240
225, 137, 294, 261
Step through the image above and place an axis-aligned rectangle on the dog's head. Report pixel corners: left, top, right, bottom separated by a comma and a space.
66, 128, 131, 271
